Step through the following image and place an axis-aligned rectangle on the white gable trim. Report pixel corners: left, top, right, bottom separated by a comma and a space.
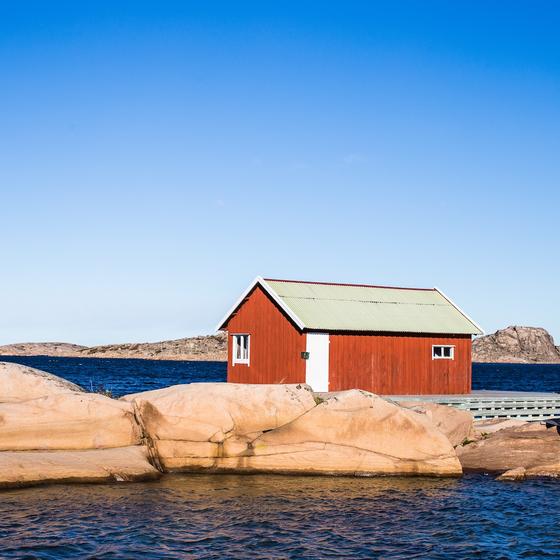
434, 287, 485, 335
216, 276, 306, 332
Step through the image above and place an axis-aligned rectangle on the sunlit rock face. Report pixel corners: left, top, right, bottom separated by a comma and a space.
0, 363, 157, 489
398, 401, 475, 447
122, 382, 318, 470
0, 393, 142, 451
0, 362, 83, 402
0, 447, 161, 488
240, 390, 461, 477
124, 385, 462, 477
0, 365, 463, 487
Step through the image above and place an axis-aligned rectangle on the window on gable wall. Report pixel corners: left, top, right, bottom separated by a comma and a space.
432, 345, 454, 360
232, 334, 250, 365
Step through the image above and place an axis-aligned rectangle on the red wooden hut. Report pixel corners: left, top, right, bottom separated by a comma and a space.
217, 277, 483, 395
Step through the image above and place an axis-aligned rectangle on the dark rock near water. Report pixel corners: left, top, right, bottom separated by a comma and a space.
457, 423, 560, 478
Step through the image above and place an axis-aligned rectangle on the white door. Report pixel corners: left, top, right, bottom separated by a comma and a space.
305, 333, 330, 392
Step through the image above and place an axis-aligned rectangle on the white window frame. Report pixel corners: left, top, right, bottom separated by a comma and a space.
432, 345, 455, 360
232, 334, 250, 366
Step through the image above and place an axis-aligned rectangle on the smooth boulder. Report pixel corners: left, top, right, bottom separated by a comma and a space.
457, 423, 560, 477
0, 367, 464, 484
243, 391, 462, 476
132, 385, 462, 477
0, 362, 83, 402
0, 393, 142, 451
398, 401, 475, 447
0, 446, 160, 489
122, 381, 317, 444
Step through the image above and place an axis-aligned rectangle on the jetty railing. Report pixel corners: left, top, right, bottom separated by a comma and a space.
391, 391, 560, 421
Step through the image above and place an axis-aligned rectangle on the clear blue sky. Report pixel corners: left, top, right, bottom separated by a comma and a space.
1, 1, 559, 345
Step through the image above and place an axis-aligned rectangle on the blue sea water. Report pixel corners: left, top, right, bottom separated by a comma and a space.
0, 355, 559, 559
2, 355, 560, 397
472, 362, 560, 394
0, 474, 559, 560
0, 355, 227, 397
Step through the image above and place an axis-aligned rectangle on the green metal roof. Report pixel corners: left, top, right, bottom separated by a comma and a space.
263, 279, 482, 335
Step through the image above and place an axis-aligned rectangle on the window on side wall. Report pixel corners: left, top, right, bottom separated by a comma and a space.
232, 334, 250, 365
432, 345, 454, 360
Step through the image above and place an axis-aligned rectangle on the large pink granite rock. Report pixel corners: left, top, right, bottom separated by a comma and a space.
122, 382, 317, 443
0, 393, 142, 451
125, 385, 462, 477
398, 401, 475, 447
0, 446, 161, 489
0, 362, 83, 402
242, 390, 462, 476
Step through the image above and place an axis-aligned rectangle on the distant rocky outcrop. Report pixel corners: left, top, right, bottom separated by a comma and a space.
0, 333, 228, 362
78, 333, 227, 361
0, 342, 88, 357
473, 326, 560, 364
3, 326, 560, 364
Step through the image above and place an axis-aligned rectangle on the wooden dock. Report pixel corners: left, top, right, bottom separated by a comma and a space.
390, 390, 560, 421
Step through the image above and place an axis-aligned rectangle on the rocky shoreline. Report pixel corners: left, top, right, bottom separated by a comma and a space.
2, 326, 560, 364
0, 333, 228, 362
1, 361, 558, 490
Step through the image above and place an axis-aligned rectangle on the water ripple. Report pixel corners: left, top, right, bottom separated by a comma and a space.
0, 475, 559, 559
0, 358, 559, 558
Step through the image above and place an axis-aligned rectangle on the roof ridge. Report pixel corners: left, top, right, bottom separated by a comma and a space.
263, 278, 434, 292
276, 296, 447, 305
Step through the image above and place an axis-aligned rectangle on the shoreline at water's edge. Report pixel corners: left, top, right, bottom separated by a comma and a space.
0, 334, 228, 362
2, 326, 560, 363
3, 354, 560, 365
0, 353, 227, 362
473, 360, 560, 365
0, 469, 464, 492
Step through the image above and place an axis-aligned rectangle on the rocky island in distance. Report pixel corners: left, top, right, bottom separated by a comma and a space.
1, 326, 559, 364
472, 326, 560, 364
0, 333, 228, 362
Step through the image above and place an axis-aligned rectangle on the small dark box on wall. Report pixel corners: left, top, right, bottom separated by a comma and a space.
301, 351, 310, 360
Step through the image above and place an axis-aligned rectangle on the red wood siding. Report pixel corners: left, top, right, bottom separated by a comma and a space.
329, 333, 472, 395
224, 286, 306, 384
